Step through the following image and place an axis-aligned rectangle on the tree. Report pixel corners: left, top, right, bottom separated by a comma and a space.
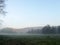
0, 0, 6, 26
42, 25, 51, 34
50, 26, 56, 34
57, 26, 60, 34
0, 0, 6, 15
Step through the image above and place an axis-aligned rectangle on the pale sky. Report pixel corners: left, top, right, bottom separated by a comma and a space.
2, 0, 60, 28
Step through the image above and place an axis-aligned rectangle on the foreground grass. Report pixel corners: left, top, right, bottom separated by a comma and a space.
0, 35, 60, 45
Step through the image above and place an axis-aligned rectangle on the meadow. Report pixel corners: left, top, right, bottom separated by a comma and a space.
0, 35, 60, 45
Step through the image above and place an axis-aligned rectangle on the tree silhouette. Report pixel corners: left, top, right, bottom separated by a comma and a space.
42, 25, 51, 34
0, 0, 6, 26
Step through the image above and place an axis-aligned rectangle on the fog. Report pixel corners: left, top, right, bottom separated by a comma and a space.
0, 25, 60, 36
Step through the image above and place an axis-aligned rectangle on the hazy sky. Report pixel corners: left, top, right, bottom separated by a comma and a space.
2, 0, 60, 28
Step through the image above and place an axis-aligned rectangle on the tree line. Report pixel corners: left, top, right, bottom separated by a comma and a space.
27, 25, 60, 34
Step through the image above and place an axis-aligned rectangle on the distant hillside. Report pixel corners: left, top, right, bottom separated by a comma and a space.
0, 27, 42, 33
15, 26, 42, 33
0, 28, 16, 33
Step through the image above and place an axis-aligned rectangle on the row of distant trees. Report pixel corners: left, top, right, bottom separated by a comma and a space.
27, 25, 60, 34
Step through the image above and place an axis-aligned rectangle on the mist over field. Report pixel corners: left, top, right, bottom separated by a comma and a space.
0, 25, 60, 36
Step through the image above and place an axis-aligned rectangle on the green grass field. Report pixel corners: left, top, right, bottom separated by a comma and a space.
0, 35, 60, 45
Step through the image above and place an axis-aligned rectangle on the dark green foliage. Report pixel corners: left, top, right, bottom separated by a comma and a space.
57, 26, 60, 34
42, 25, 51, 34
0, 35, 60, 45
